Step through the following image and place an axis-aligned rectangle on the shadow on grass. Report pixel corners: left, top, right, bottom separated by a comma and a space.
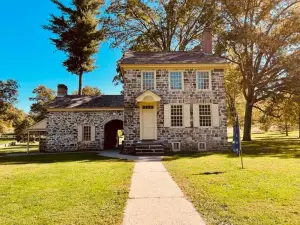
164, 140, 300, 161
193, 171, 225, 175
0, 152, 128, 165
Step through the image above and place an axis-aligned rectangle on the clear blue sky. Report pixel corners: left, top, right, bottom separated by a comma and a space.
0, 1, 122, 113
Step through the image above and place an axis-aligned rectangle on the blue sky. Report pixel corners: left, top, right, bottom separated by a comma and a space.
0, 1, 122, 113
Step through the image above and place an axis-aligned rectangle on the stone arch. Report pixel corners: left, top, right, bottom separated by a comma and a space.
104, 119, 124, 149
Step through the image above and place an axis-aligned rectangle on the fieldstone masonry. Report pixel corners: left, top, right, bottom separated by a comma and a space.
123, 68, 227, 152
46, 111, 123, 151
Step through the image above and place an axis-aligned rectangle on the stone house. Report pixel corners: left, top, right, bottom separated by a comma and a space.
45, 29, 228, 154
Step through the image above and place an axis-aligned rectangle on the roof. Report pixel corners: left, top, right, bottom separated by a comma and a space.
28, 119, 47, 132
48, 95, 124, 109
119, 51, 227, 64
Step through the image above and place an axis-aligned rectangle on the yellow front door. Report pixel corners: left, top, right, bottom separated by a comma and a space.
141, 105, 156, 140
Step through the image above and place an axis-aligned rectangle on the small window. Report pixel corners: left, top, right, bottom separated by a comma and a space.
170, 71, 183, 90
171, 105, 183, 127
142, 105, 154, 109
198, 142, 206, 151
197, 71, 210, 90
142, 72, 155, 90
172, 142, 181, 151
83, 126, 91, 141
199, 105, 212, 127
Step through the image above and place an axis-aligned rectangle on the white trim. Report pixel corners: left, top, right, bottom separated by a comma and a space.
198, 142, 206, 151
169, 71, 184, 91
170, 103, 184, 128
171, 142, 181, 152
141, 70, 157, 91
196, 70, 212, 91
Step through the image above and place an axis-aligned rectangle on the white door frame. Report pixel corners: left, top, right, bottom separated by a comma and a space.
139, 103, 157, 140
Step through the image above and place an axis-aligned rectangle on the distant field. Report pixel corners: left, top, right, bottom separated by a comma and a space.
0, 143, 39, 155
0, 139, 15, 145
164, 131, 300, 225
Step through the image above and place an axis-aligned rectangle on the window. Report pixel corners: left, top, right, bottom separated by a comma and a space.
142, 105, 154, 109
199, 105, 212, 127
198, 142, 206, 151
83, 126, 91, 141
172, 142, 181, 151
171, 105, 183, 127
197, 71, 210, 90
170, 71, 183, 90
142, 71, 155, 90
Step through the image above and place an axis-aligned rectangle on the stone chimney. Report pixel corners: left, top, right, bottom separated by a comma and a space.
202, 27, 212, 54
57, 84, 68, 97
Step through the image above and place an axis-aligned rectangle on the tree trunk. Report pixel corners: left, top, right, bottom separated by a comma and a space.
243, 101, 253, 141
78, 73, 83, 96
285, 121, 289, 136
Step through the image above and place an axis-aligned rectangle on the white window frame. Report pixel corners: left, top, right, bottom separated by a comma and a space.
196, 70, 212, 91
171, 142, 181, 151
199, 103, 212, 127
82, 125, 92, 142
169, 71, 184, 91
141, 71, 156, 90
170, 104, 184, 128
198, 142, 206, 151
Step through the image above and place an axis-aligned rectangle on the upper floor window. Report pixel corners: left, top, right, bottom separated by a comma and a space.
83, 125, 91, 141
170, 71, 183, 90
197, 71, 211, 90
199, 104, 212, 127
171, 105, 183, 127
142, 71, 155, 90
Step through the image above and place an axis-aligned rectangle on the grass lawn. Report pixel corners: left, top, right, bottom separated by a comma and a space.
164, 131, 300, 225
0, 139, 15, 145
0, 143, 39, 155
0, 153, 134, 225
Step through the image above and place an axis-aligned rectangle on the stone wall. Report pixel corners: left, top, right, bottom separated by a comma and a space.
46, 111, 123, 152
123, 68, 228, 151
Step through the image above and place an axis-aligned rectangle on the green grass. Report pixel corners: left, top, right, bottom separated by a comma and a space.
0, 143, 39, 155
163, 131, 300, 225
0, 139, 15, 144
0, 153, 134, 225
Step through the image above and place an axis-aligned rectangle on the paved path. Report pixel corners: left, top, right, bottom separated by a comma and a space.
100, 151, 206, 225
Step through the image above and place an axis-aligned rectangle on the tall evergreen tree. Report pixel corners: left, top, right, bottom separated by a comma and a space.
43, 0, 104, 95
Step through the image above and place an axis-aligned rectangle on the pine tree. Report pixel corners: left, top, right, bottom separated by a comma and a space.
43, 0, 104, 95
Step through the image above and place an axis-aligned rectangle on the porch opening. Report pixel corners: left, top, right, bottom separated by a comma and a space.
104, 120, 123, 149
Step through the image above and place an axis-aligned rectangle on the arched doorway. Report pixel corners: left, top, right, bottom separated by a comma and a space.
104, 120, 123, 149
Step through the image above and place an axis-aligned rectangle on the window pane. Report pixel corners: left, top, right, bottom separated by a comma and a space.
199, 105, 212, 127
171, 105, 183, 127
83, 126, 91, 141
142, 72, 155, 90
197, 71, 210, 89
170, 72, 182, 90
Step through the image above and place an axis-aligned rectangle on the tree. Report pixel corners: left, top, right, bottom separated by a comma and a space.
14, 115, 34, 142
217, 0, 300, 140
43, 0, 105, 95
103, 0, 217, 51
72, 85, 102, 96
0, 79, 18, 114
29, 85, 55, 122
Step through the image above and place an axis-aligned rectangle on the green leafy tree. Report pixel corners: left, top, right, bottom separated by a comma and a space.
13, 116, 34, 142
0, 80, 19, 134
29, 85, 55, 122
216, 0, 300, 140
43, 0, 105, 95
103, 0, 217, 51
72, 85, 102, 96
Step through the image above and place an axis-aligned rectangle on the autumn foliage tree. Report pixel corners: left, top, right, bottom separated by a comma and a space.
217, 0, 300, 140
72, 86, 102, 96
103, 0, 217, 51
43, 0, 104, 95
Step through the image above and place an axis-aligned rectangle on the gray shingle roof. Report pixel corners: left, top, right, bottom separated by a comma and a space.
120, 51, 227, 64
48, 95, 124, 109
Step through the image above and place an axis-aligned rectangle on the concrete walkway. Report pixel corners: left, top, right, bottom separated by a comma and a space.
100, 151, 206, 225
